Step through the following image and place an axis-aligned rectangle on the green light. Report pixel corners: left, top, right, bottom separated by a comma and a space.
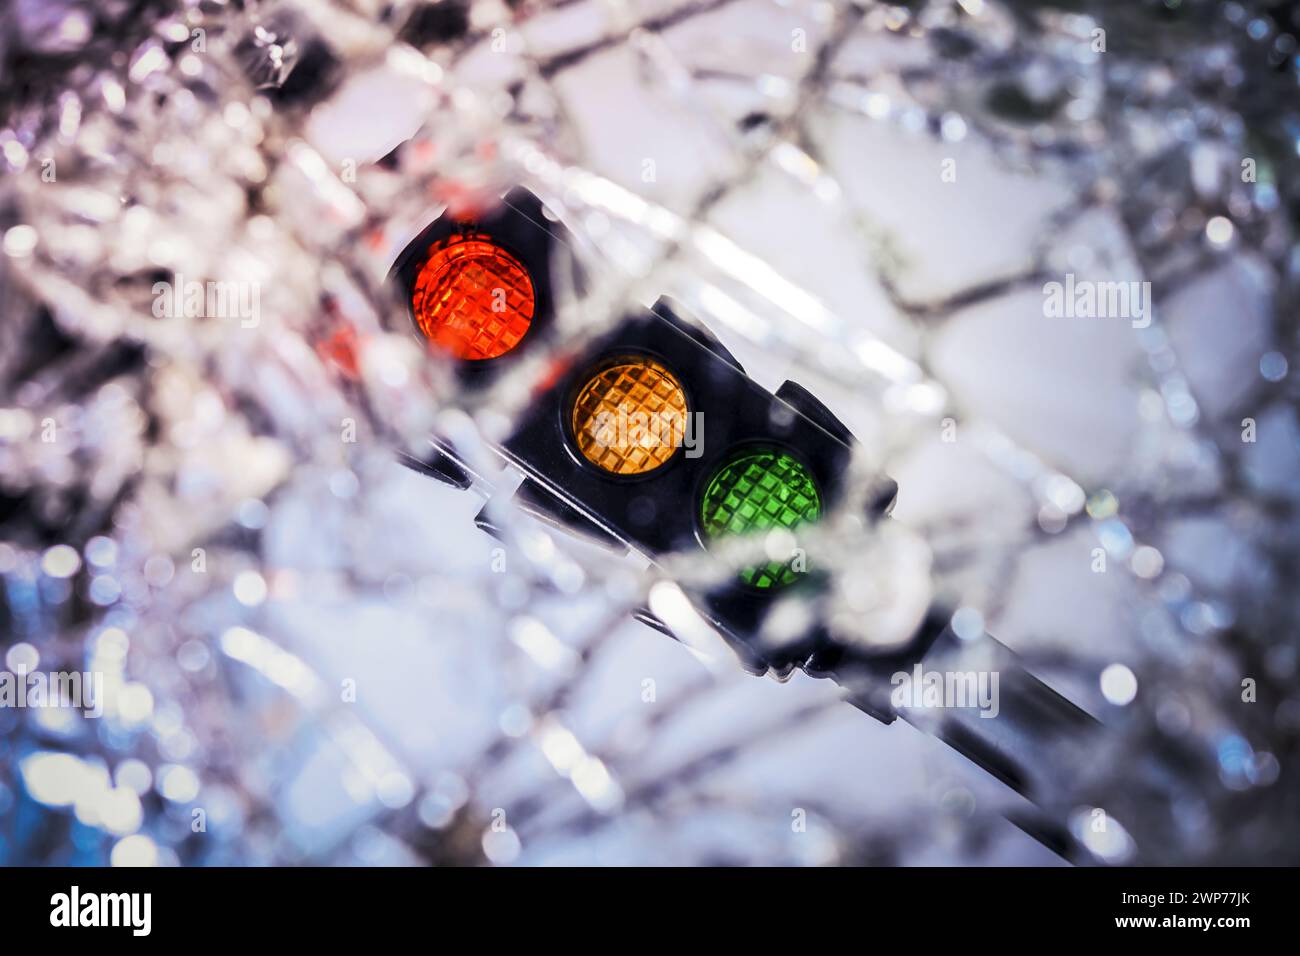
699, 448, 822, 589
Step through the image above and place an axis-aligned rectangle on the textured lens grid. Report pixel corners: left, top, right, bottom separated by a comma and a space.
700, 450, 821, 588
572, 359, 688, 475
412, 237, 535, 360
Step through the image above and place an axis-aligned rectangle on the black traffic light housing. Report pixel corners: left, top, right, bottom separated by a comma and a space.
390, 189, 913, 680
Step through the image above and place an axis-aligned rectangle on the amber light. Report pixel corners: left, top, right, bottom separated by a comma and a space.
571, 357, 689, 476
411, 235, 535, 360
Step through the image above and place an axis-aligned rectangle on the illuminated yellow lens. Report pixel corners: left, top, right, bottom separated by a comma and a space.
571, 358, 688, 476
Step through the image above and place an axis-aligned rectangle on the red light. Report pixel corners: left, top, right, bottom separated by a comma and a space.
411, 235, 535, 361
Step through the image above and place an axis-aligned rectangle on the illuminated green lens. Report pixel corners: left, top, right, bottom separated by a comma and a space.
699, 448, 821, 589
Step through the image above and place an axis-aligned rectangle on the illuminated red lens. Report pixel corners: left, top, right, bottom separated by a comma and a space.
411, 236, 535, 360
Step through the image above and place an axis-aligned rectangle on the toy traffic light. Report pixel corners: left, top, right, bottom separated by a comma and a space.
390, 190, 927, 681
389, 190, 1115, 857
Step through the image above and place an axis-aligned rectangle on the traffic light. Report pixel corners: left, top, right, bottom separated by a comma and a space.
390, 189, 913, 679
390, 190, 1108, 858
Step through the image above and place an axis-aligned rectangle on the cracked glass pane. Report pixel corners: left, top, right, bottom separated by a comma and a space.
0, 0, 1297, 868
